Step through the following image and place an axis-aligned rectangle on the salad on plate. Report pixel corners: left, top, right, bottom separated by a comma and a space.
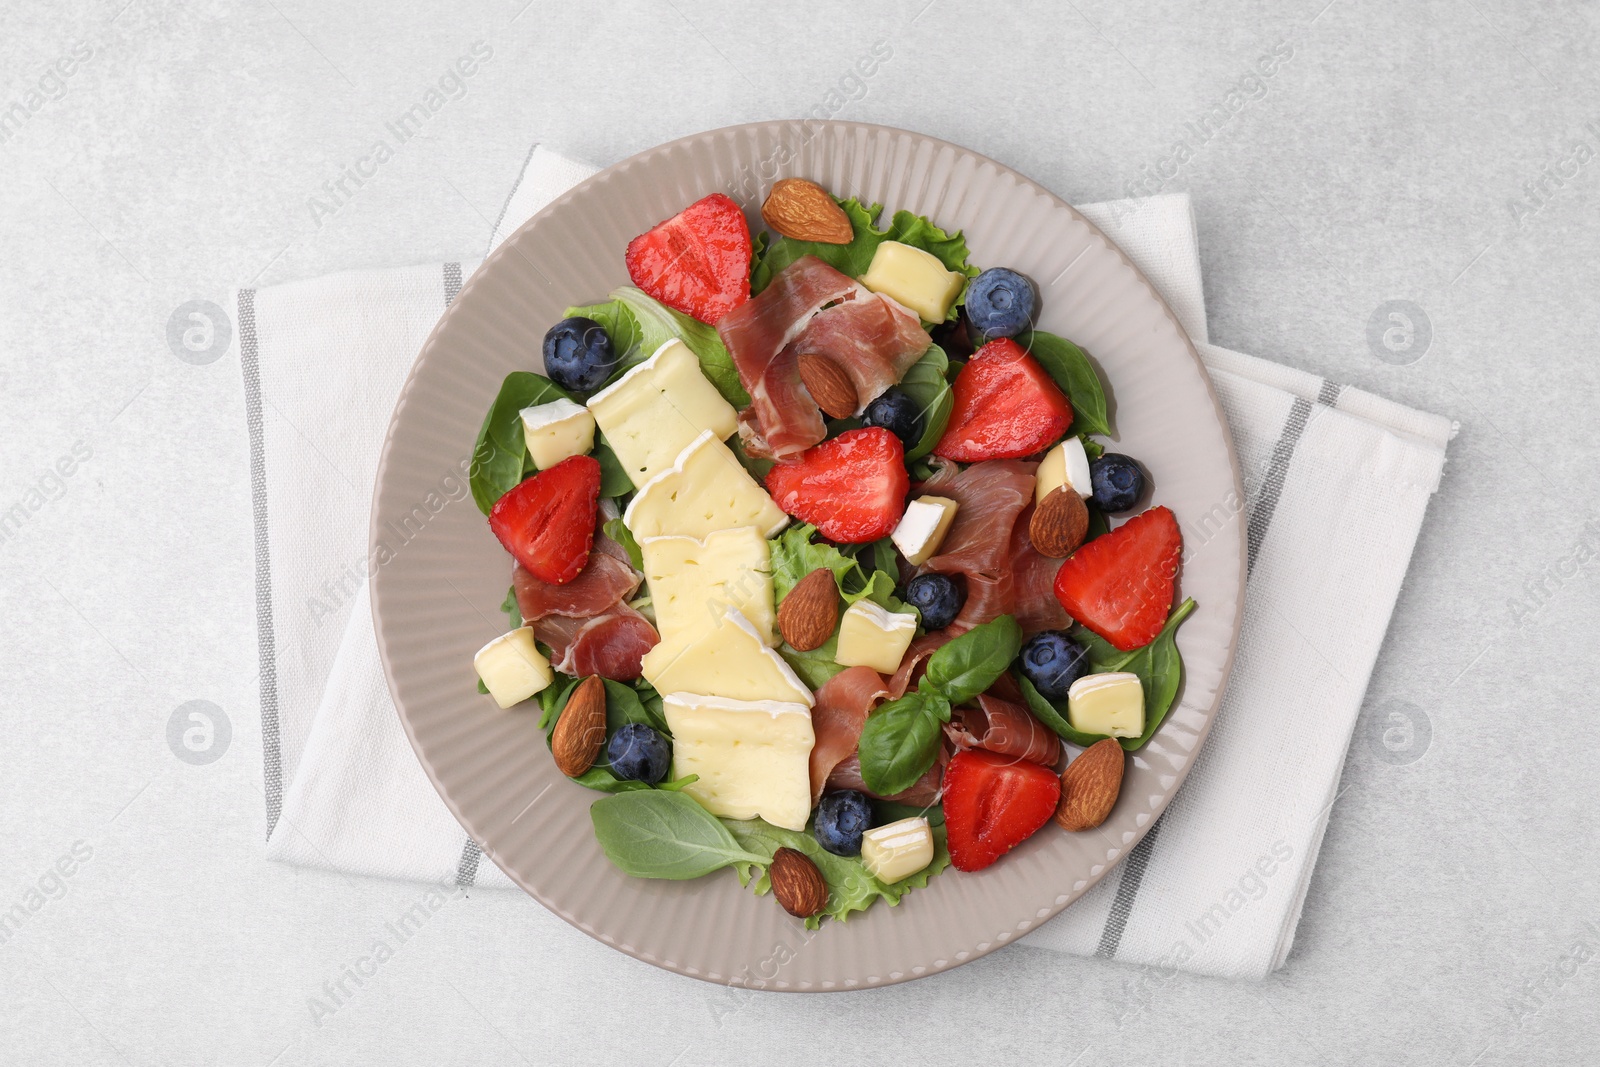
468, 178, 1194, 926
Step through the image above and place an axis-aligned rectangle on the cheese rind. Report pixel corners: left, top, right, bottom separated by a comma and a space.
586, 339, 739, 487
860, 817, 935, 882
641, 607, 814, 707
518, 398, 595, 470
663, 693, 815, 831
1037, 437, 1094, 503
834, 600, 918, 675
859, 241, 966, 322
1067, 671, 1144, 738
641, 527, 774, 646
889, 495, 959, 566
624, 430, 789, 540
473, 628, 553, 709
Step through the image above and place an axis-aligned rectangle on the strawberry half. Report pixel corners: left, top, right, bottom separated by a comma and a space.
625, 193, 752, 324
942, 749, 1062, 872
1053, 505, 1181, 651
765, 427, 909, 543
933, 338, 1073, 461
488, 455, 601, 585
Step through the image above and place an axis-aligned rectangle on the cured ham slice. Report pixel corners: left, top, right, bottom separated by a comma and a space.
557, 606, 659, 680
825, 753, 945, 808
918, 458, 1038, 579
945, 694, 1061, 767
787, 290, 929, 413
807, 666, 889, 802
512, 552, 638, 623
1009, 502, 1072, 635
719, 256, 855, 458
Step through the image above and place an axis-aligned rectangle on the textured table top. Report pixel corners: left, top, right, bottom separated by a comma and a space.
3, 1, 1597, 1063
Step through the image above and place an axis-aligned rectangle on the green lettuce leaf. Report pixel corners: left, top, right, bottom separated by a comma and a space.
563, 287, 749, 408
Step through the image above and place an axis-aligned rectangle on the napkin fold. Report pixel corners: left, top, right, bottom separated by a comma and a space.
236, 147, 1450, 978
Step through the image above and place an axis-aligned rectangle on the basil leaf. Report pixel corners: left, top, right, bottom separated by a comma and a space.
1020, 599, 1197, 751
603, 516, 643, 571
921, 615, 1023, 706
857, 692, 948, 797
1018, 331, 1110, 436
590, 790, 766, 879
469, 371, 573, 514
610, 287, 748, 408
591, 436, 634, 498
897, 344, 954, 461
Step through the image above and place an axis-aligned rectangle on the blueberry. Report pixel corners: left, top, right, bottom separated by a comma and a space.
606, 723, 671, 784
965, 268, 1038, 341
814, 790, 873, 856
542, 316, 618, 393
1019, 631, 1090, 701
1090, 453, 1145, 513
903, 573, 966, 631
861, 388, 923, 445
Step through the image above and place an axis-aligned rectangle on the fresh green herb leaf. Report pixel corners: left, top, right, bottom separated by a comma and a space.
1018, 331, 1111, 437
601, 678, 668, 734
656, 774, 699, 793
769, 524, 912, 619
857, 692, 949, 797
610, 287, 748, 407
590, 791, 767, 879
563, 298, 643, 374
882, 210, 981, 311
778, 634, 848, 690
867, 537, 900, 581
536, 673, 579, 731
603, 516, 644, 571
921, 615, 1023, 706
1084, 500, 1111, 543
469, 371, 573, 514
589, 436, 634, 498
567, 767, 652, 793
872, 799, 945, 828
1018, 599, 1197, 750
477, 678, 490, 695
499, 585, 523, 630
722, 815, 950, 928
727, 433, 774, 481
1079, 433, 1105, 462
897, 344, 955, 461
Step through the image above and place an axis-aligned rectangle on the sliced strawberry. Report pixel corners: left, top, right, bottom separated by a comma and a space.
625, 193, 752, 324
933, 338, 1073, 461
765, 427, 909, 543
1053, 505, 1181, 651
488, 455, 601, 585
942, 749, 1061, 872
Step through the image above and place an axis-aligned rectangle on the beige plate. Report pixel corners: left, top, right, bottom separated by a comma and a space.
372, 121, 1245, 990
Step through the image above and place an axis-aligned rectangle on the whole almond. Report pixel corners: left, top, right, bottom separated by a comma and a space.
798, 352, 858, 420
1030, 486, 1089, 558
1055, 738, 1125, 832
778, 568, 839, 651
761, 178, 854, 244
769, 847, 828, 918
551, 675, 607, 778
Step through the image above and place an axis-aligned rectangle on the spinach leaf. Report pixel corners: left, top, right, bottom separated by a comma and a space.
591, 436, 634, 498
536, 673, 579, 731
603, 516, 643, 571
1017, 599, 1198, 751
1084, 500, 1111, 544
601, 678, 668, 734
921, 615, 1023, 706
590, 791, 766, 879
857, 692, 950, 797
1018, 331, 1111, 437
469, 371, 573, 514
611, 287, 748, 407
563, 298, 642, 373
722, 815, 950, 929
896, 344, 954, 461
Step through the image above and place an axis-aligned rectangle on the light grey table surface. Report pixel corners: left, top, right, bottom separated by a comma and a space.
3, 0, 1597, 1063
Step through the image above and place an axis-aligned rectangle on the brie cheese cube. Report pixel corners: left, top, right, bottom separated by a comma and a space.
641, 527, 775, 646
641, 607, 813, 707
859, 241, 966, 323
1036, 436, 1094, 503
889, 495, 959, 567
473, 628, 553, 709
663, 693, 815, 831
860, 817, 935, 883
834, 600, 918, 675
623, 430, 789, 541
518, 398, 595, 470
586, 339, 739, 487
1067, 671, 1144, 738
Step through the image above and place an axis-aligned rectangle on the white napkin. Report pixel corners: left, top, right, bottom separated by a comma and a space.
236, 147, 1451, 977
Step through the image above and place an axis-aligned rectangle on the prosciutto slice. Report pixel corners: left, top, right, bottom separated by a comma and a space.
513, 511, 658, 681
825, 752, 946, 807
807, 666, 889, 803
945, 694, 1061, 767
787, 290, 929, 413
1009, 502, 1072, 635
718, 256, 855, 458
